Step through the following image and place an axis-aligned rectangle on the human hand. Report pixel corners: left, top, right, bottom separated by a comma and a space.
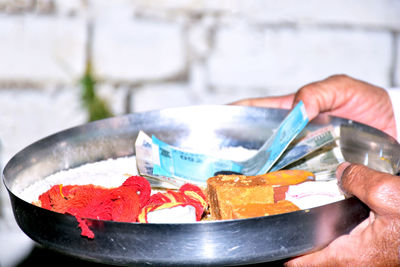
285, 162, 400, 267
232, 74, 397, 139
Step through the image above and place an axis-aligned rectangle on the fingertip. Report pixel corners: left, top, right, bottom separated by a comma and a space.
335, 164, 400, 213
336, 162, 352, 182
228, 99, 249, 106
292, 99, 318, 121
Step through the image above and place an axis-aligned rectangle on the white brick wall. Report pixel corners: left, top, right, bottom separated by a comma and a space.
231, 0, 400, 29
130, 0, 400, 29
207, 26, 393, 93
96, 83, 130, 115
93, 18, 186, 82
0, 15, 86, 84
131, 82, 193, 112
0, 87, 86, 164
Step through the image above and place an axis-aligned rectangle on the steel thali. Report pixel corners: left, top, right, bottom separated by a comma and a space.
3, 105, 400, 266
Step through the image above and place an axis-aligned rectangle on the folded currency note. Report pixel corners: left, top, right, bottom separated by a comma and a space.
136, 128, 342, 187
151, 134, 243, 184
269, 126, 338, 172
135, 131, 184, 189
286, 145, 345, 181
149, 101, 309, 182
243, 101, 309, 175
135, 102, 345, 187
136, 131, 255, 187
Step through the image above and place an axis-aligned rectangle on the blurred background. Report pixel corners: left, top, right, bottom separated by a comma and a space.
0, 0, 399, 266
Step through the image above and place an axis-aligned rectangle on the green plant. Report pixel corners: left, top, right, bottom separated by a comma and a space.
80, 62, 113, 122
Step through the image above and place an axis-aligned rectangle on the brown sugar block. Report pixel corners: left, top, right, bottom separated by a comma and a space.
255, 170, 315, 186
231, 200, 300, 219
206, 175, 274, 220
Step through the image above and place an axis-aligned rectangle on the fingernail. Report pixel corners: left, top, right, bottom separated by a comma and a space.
336, 162, 351, 182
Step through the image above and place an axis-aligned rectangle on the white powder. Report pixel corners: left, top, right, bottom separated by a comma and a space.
19, 156, 138, 204
210, 146, 256, 161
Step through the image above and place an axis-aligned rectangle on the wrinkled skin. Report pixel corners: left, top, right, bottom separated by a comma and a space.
232, 75, 400, 266
232, 74, 397, 139
286, 162, 400, 267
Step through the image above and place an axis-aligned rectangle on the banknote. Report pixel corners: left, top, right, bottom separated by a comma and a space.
136, 131, 342, 187
313, 170, 338, 181
269, 126, 338, 172
151, 134, 243, 183
286, 145, 345, 181
248, 101, 309, 175
135, 131, 186, 189
151, 101, 309, 181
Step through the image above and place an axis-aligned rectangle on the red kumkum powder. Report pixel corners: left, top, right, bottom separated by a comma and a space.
37, 175, 207, 239
38, 175, 151, 238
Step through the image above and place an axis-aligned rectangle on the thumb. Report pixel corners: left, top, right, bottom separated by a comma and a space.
291, 97, 320, 122
336, 162, 400, 215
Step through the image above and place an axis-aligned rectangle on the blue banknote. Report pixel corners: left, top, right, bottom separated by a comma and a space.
247, 101, 309, 175
152, 135, 243, 182
152, 101, 309, 182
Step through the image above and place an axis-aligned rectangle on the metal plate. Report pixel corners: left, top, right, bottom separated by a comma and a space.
3, 105, 400, 266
